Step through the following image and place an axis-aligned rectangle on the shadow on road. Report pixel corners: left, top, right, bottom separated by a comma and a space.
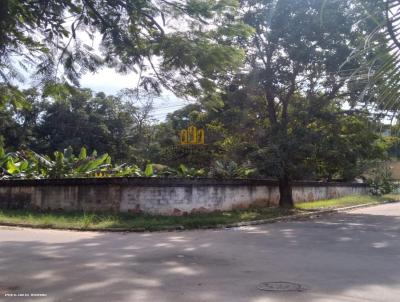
0, 207, 400, 301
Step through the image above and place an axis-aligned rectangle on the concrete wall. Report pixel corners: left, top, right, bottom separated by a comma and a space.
0, 178, 368, 215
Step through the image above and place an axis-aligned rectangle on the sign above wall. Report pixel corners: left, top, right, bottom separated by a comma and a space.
180, 126, 205, 145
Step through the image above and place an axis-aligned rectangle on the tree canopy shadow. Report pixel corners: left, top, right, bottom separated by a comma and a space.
0, 206, 400, 301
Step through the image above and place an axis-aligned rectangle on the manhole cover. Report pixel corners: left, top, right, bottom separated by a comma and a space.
257, 282, 307, 292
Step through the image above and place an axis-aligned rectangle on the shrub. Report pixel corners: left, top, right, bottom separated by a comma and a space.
367, 164, 398, 195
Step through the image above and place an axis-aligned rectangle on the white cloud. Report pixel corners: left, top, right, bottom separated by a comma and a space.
80, 68, 189, 121
80, 68, 140, 95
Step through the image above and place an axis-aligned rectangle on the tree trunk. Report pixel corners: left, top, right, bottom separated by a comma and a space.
279, 175, 294, 208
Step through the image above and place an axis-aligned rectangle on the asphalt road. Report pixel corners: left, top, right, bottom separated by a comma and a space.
1, 203, 400, 302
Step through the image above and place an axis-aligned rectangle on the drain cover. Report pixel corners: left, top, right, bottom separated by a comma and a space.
257, 282, 307, 292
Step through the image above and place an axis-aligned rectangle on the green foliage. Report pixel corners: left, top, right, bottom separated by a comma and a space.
144, 164, 154, 177
139, 163, 206, 178
175, 164, 206, 177
0, 147, 131, 179
217, 0, 386, 206
0, 146, 215, 179
209, 160, 256, 178
0, 84, 29, 110
367, 163, 398, 196
0, 207, 295, 231
296, 194, 394, 210
0, 86, 159, 164
0, 0, 251, 103
0, 0, 393, 191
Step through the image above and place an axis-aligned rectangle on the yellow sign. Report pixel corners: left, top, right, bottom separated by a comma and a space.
180, 126, 205, 145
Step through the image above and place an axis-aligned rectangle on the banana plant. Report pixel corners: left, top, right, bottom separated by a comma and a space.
0, 146, 253, 180
0, 147, 114, 179
209, 160, 256, 178
176, 164, 206, 177
0, 148, 39, 179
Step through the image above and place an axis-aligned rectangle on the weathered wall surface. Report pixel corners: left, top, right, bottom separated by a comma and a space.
120, 185, 280, 214
291, 185, 367, 203
0, 178, 368, 215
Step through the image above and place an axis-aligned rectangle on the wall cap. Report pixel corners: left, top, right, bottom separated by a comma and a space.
0, 177, 368, 187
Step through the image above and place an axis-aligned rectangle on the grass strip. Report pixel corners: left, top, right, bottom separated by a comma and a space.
0, 194, 397, 231
295, 194, 400, 210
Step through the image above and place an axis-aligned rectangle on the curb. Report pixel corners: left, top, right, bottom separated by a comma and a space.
0, 200, 397, 233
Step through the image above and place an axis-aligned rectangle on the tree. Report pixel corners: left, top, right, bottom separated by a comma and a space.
201, 80, 385, 181
276, 94, 385, 181
0, 87, 42, 149
3, 86, 153, 163
149, 104, 219, 168
0, 0, 252, 102
235, 0, 376, 207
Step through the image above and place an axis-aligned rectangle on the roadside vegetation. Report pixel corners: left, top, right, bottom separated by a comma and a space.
0, 194, 397, 231
1, 0, 400, 211
0, 207, 295, 231
0, 146, 254, 179
296, 194, 400, 210
1, 0, 399, 209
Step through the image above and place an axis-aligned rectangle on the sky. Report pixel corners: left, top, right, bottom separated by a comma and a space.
80, 68, 187, 121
